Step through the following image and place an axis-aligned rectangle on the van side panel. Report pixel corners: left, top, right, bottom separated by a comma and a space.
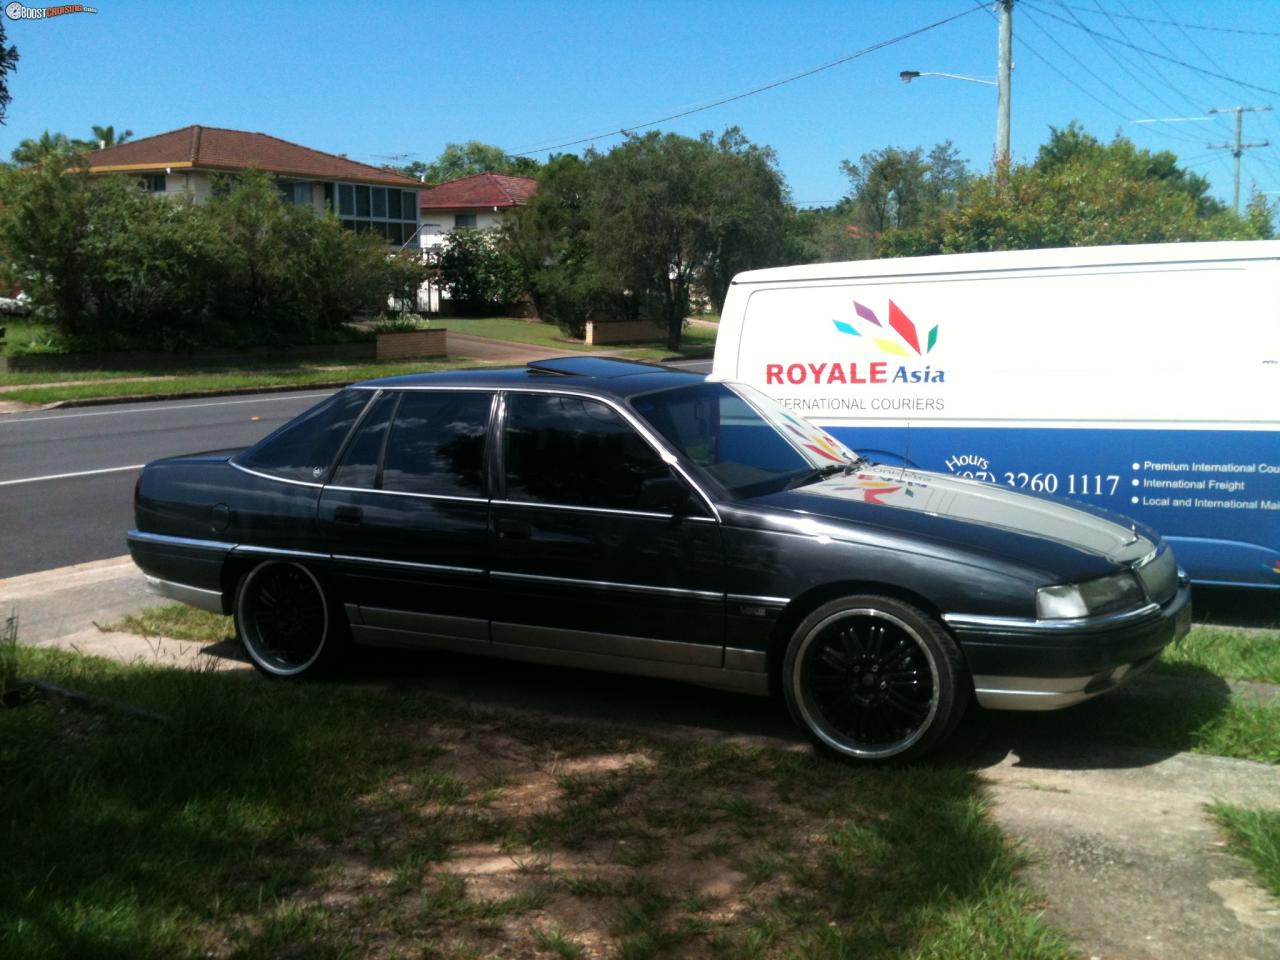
716, 250, 1280, 589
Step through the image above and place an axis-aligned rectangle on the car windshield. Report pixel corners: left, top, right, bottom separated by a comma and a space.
630, 381, 863, 498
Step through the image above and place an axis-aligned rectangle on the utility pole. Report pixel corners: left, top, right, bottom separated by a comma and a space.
996, 0, 1013, 168
1207, 105, 1271, 214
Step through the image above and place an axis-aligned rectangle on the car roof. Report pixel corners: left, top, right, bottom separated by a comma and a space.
353, 356, 706, 399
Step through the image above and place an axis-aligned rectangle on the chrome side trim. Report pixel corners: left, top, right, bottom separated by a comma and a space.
726, 593, 789, 607
128, 530, 235, 553
351, 624, 489, 655
144, 575, 225, 615
943, 602, 1161, 635
724, 647, 767, 672
324, 484, 488, 505
492, 569, 722, 601
492, 621, 722, 667
491, 498, 673, 521
334, 554, 484, 577
232, 544, 330, 561
357, 606, 488, 641
228, 460, 324, 489
490, 638, 769, 696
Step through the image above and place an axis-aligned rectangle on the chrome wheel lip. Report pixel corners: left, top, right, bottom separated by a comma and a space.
236, 561, 329, 677
792, 607, 941, 760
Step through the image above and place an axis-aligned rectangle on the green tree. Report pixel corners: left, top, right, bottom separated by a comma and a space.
402, 141, 540, 185
0, 21, 17, 126
586, 128, 791, 350
878, 125, 1267, 257
839, 140, 970, 236
0, 161, 418, 349
90, 125, 133, 149
10, 130, 85, 165
503, 153, 615, 337
436, 227, 525, 314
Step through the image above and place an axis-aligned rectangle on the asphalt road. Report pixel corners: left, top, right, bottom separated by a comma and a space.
0, 391, 335, 579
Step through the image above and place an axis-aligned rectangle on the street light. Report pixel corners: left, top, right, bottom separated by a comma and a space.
899, 70, 996, 86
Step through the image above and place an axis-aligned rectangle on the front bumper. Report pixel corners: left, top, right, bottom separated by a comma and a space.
944, 581, 1192, 711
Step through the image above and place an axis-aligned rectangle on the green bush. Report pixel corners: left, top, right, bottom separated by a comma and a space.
435, 227, 526, 316
0, 160, 429, 352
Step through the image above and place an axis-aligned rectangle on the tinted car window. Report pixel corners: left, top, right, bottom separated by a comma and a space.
504, 393, 672, 510
331, 391, 397, 489
381, 391, 492, 496
235, 389, 370, 483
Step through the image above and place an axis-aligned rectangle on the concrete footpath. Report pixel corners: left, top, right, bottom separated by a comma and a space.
0, 554, 236, 668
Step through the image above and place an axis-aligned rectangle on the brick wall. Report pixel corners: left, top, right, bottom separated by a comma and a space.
375, 328, 447, 361
584, 320, 666, 345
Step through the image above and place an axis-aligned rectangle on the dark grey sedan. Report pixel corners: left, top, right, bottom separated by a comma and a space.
128, 357, 1190, 761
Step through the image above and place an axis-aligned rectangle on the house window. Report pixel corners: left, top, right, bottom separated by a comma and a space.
139, 174, 166, 193
280, 182, 313, 207
454, 213, 477, 229
331, 181, 420, 245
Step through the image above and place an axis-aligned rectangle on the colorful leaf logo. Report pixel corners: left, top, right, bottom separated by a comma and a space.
835, 301, 938, 356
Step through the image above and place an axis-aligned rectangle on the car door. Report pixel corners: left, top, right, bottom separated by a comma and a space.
318, 388, 495, 651
490, 390, 724, 672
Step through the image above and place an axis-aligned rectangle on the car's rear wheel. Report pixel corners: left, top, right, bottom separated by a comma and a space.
782, 595, 967, 762
235, 560, 342, 679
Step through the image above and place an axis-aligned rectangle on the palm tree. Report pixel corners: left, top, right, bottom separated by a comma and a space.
90, 125, 132, 149
10, 130, 78, 165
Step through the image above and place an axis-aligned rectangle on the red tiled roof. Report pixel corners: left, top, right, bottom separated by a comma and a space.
84, 125, 421, 188
419, 173, 537, 211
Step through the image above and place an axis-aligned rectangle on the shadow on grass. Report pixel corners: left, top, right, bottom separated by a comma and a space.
1191, 586, 1280, 630
1, 645, 1073, 960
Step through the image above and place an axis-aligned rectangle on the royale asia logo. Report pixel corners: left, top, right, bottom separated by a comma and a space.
764, 300, 946, 386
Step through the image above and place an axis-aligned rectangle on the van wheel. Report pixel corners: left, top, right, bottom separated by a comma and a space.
234, 560, 344, 679
782, 596, 967, 762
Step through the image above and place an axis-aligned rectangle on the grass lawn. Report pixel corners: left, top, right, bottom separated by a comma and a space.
1157, 626, 1280, 684
443, 316, 718, 359
0, 644, 1074, 960
1210, 803, 1280, 898
0, 318, 715, 405
0, 359, 477, 406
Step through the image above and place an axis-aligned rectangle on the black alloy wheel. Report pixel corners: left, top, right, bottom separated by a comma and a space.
783, 596, 967, 761
235, 561, 333, 678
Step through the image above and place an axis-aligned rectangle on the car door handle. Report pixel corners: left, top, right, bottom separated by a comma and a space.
495, 518, 532, 540
333, 505, 363, 524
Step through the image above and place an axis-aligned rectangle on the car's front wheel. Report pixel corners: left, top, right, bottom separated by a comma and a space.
782, 595, 968, 762
235, 560, 343, 679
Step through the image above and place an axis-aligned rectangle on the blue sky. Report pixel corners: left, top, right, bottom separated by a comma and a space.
3, 0, 1279, 208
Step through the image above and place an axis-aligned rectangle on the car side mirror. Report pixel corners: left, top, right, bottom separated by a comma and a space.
639, 475, 695, 515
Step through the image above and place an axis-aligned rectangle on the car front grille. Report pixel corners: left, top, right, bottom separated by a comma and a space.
1135, 548, 1178, 605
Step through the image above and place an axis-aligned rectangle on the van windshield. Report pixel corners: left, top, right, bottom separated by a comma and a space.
630, 382, 862, 498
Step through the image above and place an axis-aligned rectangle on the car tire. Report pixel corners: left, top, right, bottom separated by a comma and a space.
782, 595, 968, 762
234, 560, 346, 680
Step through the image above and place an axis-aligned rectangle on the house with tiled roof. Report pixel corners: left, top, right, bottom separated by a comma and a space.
418, 172, 537, 249
85, 125, 422, 247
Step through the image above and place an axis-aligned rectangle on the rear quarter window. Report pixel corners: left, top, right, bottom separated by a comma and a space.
234, 390, 371, 483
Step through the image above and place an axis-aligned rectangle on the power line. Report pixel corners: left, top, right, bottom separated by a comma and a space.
508, 4, 985, 157
1107, 0, 1233, 122
1021, 1, 1280, 96
1136, 0, 1240, 105
1053, 2, 1280, 38
1014, 4, 1205, 145
1065, 0, 1203, 122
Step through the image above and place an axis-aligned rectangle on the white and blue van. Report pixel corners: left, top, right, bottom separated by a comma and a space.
711, 241, 1280, 590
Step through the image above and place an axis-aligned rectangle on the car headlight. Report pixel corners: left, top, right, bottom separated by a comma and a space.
1036, 572, 1145, 619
